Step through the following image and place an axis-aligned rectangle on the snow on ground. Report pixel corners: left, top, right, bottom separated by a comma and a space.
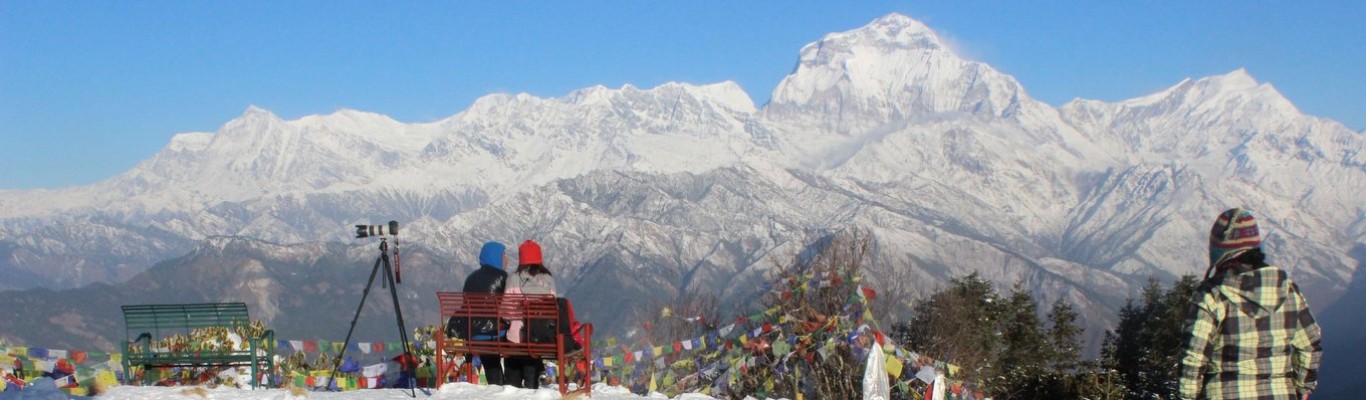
4, 380, 732, 400
98, 383, 726, 400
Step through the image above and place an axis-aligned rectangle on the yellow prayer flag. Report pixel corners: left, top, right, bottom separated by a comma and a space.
653, 346, 663, 356
885, 355, 904, 380
603, 357, 614, 367
948, 363, 960, 377
96, 370, 118, 387
648, 373, 657, 393
13, 347, 27, 356
108, 354, 122, 363
739, 334, 748, 345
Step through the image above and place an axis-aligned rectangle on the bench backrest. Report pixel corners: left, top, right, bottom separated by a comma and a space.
123, 302, 251, 342
435, 291, 594, 394
438, 292, 560, 321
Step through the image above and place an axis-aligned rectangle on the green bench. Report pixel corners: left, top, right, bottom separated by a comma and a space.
121, 303, 275, 388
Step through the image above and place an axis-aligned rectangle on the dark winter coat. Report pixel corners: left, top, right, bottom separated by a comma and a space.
462, 264, 508, 295
449, 243, 508, 340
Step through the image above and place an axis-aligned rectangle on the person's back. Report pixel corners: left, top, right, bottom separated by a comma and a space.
455, 241, 509, 385
1179, 208, 1322, 399
504, 239, 557, 389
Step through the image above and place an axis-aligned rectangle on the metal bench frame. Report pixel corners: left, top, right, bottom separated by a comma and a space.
434, 292, 593, 394
121, 303, 275, 389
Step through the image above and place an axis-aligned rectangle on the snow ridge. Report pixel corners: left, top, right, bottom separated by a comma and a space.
1, 14, 1362, 336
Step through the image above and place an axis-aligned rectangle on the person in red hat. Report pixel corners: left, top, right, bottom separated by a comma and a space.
503, 239, 557, 389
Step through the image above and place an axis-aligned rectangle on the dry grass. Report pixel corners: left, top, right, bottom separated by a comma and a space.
562, 387, 592, 400
281, 381, 310, 397
179, 387, 209, 397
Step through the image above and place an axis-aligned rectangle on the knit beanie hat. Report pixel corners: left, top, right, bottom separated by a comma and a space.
1209, 208, 1262, 269
478, 241, 506, 270
519, 240, 543, 266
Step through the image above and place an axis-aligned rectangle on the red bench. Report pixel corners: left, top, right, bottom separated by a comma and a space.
435, 292, 593, 395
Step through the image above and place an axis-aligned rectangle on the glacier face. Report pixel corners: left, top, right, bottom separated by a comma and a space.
1, 13, 1362, 344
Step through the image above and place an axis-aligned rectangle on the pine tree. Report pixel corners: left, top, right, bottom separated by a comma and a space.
896, 272, 1004, 388
1101, 275, 1199, 399
994, 281, 1049, 398
1045, 299, 1082, 373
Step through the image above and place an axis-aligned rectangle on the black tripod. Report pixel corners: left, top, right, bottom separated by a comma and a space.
331, 237, 417, 396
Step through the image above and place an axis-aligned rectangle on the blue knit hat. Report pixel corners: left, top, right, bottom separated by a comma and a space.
1209, 208, 1262, 269
478, 241, 506, 270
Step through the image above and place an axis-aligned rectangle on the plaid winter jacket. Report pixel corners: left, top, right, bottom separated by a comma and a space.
1178, 263, 1323, 399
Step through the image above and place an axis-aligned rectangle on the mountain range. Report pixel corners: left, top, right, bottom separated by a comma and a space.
1, 14, 1362, 392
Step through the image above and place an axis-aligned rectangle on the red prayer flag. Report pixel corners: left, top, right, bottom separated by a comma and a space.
304, 341, 319, 352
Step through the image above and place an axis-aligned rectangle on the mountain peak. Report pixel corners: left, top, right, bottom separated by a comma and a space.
241, 105, 275, 118
1119, 68, 1296, 116
1200, 68, 1259, 92
860, 13, 947, 52
766, 13, 1027, 128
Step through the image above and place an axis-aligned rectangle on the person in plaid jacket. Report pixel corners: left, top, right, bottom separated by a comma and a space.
1179, 208, 1323, 399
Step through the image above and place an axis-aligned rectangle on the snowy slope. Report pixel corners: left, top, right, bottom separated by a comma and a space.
1, 13, 1363, 351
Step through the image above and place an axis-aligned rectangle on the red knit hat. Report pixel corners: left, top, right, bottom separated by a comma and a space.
519, 240, 543, 266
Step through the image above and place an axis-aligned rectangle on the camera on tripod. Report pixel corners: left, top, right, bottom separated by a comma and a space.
355, 220, 399, 238
336, 219, 416, 393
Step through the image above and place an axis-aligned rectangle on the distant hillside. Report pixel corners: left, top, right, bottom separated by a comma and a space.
2, 13, 1362, 362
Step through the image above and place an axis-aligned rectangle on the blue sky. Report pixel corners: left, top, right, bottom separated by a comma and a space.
2, 1, 1362, 189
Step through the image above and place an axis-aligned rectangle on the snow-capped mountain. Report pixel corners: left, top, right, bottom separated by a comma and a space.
1, 13, 1362, 349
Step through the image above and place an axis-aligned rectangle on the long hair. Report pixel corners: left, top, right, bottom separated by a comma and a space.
517, 263, 552, 276
1203, 248, 1268, 280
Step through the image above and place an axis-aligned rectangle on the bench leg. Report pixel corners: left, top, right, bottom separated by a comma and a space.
465, 354, 477, 384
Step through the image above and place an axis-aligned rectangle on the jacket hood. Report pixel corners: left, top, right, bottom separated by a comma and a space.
1216, 264, 1291, 315
478, 242, 506, 270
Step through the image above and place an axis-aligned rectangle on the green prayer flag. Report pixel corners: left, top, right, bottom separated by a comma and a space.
772, 341, 792, 356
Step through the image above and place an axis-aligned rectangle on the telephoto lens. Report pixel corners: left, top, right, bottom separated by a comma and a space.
355, 220, 399, 238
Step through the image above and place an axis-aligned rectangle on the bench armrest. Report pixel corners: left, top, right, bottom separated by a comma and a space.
124, 333, 152, 351
247, 329, 276, 353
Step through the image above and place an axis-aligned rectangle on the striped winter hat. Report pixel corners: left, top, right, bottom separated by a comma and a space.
1209, 208, 1262, 269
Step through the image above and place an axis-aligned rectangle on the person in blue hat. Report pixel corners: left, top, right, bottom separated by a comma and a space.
452, 241, 510, 385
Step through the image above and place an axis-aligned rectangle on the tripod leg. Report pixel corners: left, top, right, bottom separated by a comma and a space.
382, 252, 418, 395
330, 253, 385, 390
